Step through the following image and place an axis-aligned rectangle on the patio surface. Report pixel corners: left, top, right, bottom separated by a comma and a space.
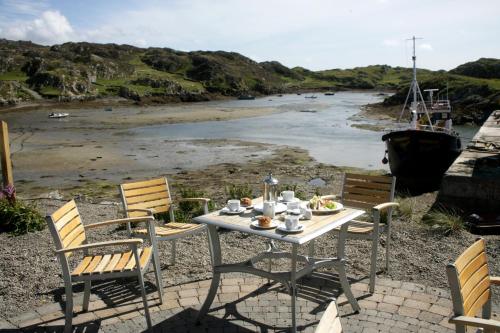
2, 272, 498, 332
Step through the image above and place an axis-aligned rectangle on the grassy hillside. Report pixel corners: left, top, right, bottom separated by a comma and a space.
0, 39, 499, 122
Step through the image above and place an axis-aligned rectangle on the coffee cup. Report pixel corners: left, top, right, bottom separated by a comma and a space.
227, 199, 240, 212
281, 191, 295, 202
285, 214, 299, 230
287, 201, 300, 211
263, 201, 276, 218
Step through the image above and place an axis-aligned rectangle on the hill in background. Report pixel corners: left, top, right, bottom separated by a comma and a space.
1, 39, 499, 123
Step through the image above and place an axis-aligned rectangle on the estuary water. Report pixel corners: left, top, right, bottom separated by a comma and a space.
132, 91, 478, 170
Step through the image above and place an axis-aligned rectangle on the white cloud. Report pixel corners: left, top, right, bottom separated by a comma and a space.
419, 43, 433, 51
1, 10, 76, 45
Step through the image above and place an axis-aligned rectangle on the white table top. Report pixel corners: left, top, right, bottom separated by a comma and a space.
194, 199, 364, 245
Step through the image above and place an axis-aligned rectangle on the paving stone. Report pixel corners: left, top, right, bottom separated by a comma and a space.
418, 310, 444, 324
428, 304, 452, 317
382, 295, 405, 306
403, 298, 431, 310
397, 306, 420, 318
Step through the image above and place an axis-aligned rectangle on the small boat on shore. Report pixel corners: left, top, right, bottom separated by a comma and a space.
324, 92, 335, 96
381, 36, 462, 191
238, 95, 255, 100
305, 95, 317, 99
48, 112, 69, 119
104, 107, 113, 112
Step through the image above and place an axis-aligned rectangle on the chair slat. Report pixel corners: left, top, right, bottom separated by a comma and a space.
125, 191, 168, 205
461, 264, 489, 300
51, 200, 77, 222
342, 200, 374, 211
464, 276, 491, 315
127, 198, 171, 211
94, 254, 112, 274
59, 216, 82, 239
315, 302, 343, 333
103, 253, 123, 273
455, 239, 486, 273
343, 186, 391, 199
345, 173, 392, 184
343, 193, 386, 206
459, 252, 488, 286
124, 184, 169, 198
121, 178, 166, 190
62, 225, 86, 248
113, 251, 132, 272
466, 288, 490, 317
345, 179, 392, 191
140, 247, 152, 268
83, 255, 103, 275
72, 256, 93, 276
124, 249, 142, 271
54, 206, 80, 231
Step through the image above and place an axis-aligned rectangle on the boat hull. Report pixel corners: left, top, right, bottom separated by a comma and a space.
382, 129, 462, 191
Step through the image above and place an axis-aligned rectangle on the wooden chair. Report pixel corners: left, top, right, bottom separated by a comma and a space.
446, 238, 500, 333
334, 173, 398, 294
119, 177, 210, 265
315, 301, 343, 333
47, 200, 163, 333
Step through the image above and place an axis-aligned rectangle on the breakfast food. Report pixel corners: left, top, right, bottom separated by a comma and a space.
257, 215, 272, 227
309, 195, 337, 210
240, 197, 252, 207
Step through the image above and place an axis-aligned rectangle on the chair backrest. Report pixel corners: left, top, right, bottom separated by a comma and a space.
341, 173, 395, 212
46, 199, 86, 258
315, 301, 343, 333
447, 238, 492, 318
120, 177, 172, 218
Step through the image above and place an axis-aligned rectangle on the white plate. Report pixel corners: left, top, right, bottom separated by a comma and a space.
242, 205, 253, 210
253, 203, 287, 213
277, 223, 304, 233
250, 220, 278, 229
310, 202, 344, 215
220, 207, 246, 215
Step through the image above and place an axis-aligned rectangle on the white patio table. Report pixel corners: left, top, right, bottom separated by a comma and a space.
194, 198, 364, 333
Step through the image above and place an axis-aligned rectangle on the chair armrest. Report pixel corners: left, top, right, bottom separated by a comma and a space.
449, 315, 500, 330
373, 202, 399, 212
55, 239, 143, 254
178, 197, 211, 203
85, 216, 154, 229
491, 276, 500, 285
126, 208, 156, 216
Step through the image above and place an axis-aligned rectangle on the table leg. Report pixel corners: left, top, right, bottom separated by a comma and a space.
336, 223, 360, 312
290, 244, 298, 333
197, 224, 222, 322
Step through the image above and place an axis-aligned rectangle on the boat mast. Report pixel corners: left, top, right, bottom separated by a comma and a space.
398, 36, 434, 131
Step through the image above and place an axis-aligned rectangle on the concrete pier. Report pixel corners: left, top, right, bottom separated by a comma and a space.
439, 110, 500, 213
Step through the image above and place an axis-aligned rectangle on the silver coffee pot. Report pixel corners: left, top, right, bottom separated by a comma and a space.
263, 172, 279, 202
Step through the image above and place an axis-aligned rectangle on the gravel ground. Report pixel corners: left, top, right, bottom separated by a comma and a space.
1, 192, 498, 319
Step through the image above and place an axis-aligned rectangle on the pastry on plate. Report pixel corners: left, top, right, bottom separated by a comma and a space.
240, 197, 252, 206
257, 215, 272, 228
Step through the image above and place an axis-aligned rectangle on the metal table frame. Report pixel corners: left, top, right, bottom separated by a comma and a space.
194, 206, 364, 332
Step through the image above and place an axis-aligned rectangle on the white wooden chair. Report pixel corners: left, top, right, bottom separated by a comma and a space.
47, 200, 163, 333
333, 173, 398, 294
315, 301, 343, 333
446, 238, 500, 333
119, 177, 210, 265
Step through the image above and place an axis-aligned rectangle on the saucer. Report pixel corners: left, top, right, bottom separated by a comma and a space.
253, 203, 287, 213
279, 197, 301, 203
220, 207, 246, 215
277, 223, 304, 233
286, 208, 301, 215
250, 220, 278, 229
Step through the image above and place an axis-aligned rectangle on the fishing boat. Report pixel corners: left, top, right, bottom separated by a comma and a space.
381, 36, 462, 191
324, 92, 335, 96
304, 95, 317, 99
48, 112, 69, 119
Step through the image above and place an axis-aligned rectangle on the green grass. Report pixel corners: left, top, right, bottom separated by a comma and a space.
422, 205, 464, 234
0, 71, 28, 81
39, 86, 61, 97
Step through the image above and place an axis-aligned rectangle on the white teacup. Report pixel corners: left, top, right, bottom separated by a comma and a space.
227, 199, 240, 212
287, 201, 300, 211
263, 201, 276, 218
285, 214, 299, 230
281, 191, 295, 202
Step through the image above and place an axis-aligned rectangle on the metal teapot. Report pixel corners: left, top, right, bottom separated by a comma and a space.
263, 172, 278, 202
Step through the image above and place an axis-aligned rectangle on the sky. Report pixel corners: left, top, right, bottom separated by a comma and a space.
0, 0, 499, 71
